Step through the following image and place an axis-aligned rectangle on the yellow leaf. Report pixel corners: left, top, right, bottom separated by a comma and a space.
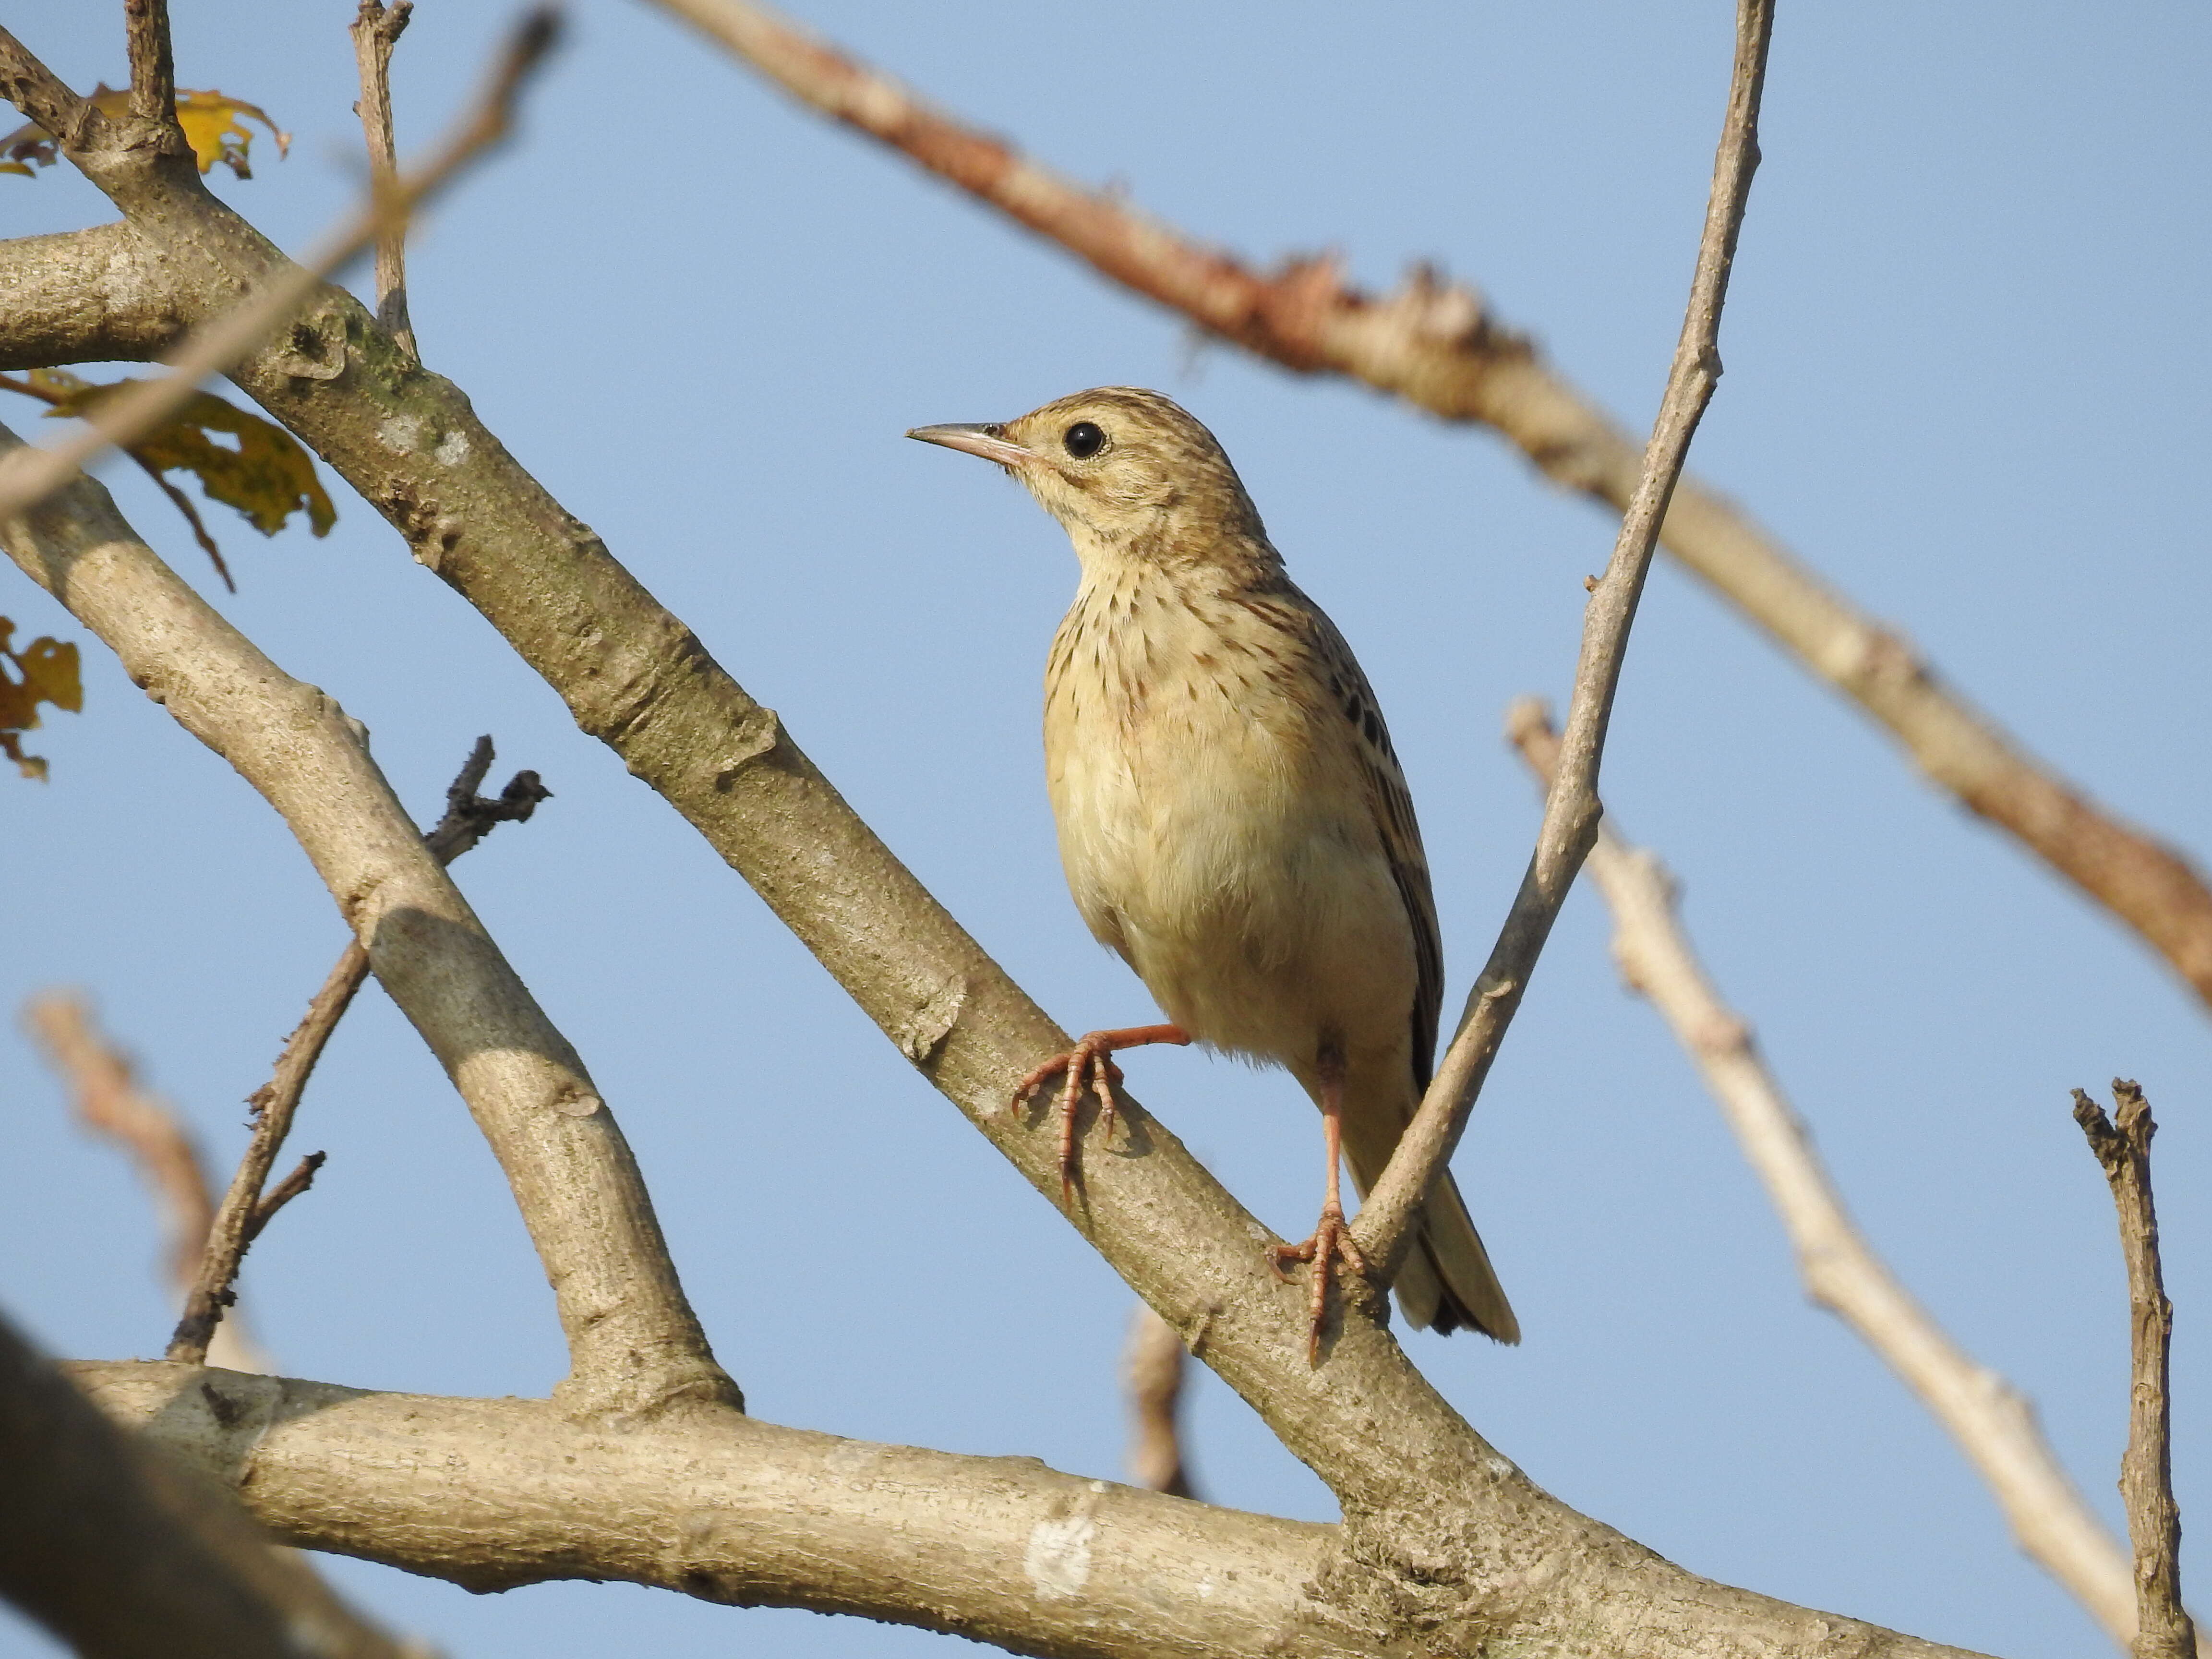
172, 89, 291, 179
0, 84, 287, 180
0, 617, 82, 781
32, 369, 335, 542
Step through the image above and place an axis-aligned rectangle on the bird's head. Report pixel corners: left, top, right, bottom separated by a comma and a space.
908, 387, 1270, 565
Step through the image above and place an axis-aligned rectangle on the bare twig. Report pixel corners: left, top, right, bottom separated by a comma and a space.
1509, 700, 2185, 1655
2076, 1082, 2197, 1659
659, 0, 2212, 1020
122, 0, 176, 127
0, 1312, 420, 1659
169, 736, 550, 1366
0, 6, 560, 526
1122, 1304, 1194, 1499
1354, 0, 1774, 1275
349, 0, 419, 362
245, 1152, 327, 1245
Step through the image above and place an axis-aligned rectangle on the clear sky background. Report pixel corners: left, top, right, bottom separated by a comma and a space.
3, 4, 2208, 1656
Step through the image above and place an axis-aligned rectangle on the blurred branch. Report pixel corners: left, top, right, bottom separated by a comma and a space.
0, 1310, 417, 1659
657, 0, 2212, 1019
0, 420, 733, 1419
0, 369, 235, 589
1356, 0, 1772, 1273
1122, 1303, 1194, 1499
1510, 699, 2199, 1657
25, 992, 213, 1290
2075, 1082, 2198, 1659
171, 736, 550, 1366
0, 7, 560, 526
23, 992, 266, 1373
349, 0, 419, 362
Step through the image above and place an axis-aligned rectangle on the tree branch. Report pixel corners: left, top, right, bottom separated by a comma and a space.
1510, 698, 2197, 1657
2075, 1082, 2197, 1659
0, 224, 184, 371
73, 1357, 1990, 1659
0, 26, 96, 143
0, 9, 560, 526
169, 735, 549, 1366
349, 0, 419, 362
651, 0, 2212, 1018
0, 1315, 413, 1659
0, 420, 733, 1419
123, 0, 177, 128
1355, 0, 1773, 1274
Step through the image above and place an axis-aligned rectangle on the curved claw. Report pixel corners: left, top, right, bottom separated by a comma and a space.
1269, 1202, 1369, 1364
1010, 1023, 1190, 1202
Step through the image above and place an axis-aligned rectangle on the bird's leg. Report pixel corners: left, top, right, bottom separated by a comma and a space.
1012, 1023, 1190, 1200
1268, 1053, 1369, 1363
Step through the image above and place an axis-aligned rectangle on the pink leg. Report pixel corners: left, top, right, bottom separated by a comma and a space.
1012, 1023, 1191, 1200
1267, 1056, 1369, 1363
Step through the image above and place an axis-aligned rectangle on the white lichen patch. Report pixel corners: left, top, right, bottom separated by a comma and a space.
376, 414, 426, 454
1024, 1513, 1096, 1599
434, 429, 471, 467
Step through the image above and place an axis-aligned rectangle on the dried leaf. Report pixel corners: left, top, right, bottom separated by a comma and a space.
0, 617, 83, 782
30, 369, 336, 543
0, 84, 288, 180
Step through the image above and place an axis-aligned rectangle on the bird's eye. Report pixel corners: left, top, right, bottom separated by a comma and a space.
1062, 421, 1106, 459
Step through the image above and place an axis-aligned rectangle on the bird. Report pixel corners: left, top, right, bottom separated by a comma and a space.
907, 387, 1517, 1357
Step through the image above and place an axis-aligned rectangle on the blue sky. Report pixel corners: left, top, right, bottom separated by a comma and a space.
3, 4, 2208, 1656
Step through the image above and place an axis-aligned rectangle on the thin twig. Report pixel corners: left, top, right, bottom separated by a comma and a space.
661, 0, 2212, 1020
121, 0, 175, 127
168, 736, 550, 1365
1122, 1304, 1194, 1499
0, 6, 560, 527
349, 0, 419, 363
245, 1152, 327, 1245
1508, 700, 2185, 1654
1353, 0, 1774, 1276
2076, 1082, 2197, 1659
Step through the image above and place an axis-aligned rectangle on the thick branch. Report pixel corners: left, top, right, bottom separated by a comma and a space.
2075, 1083, 2197, 1659
0, 421, 733, 1420
1511, 699, 2188, 1656
75, 1358, 1987, 1659
653, 0, 2212, 1015
0, 224, 183, 370
1356, 0, 1772, 1272
0, 1317, 409, 1659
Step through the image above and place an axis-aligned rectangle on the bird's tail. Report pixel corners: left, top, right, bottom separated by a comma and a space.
1341, 1094, 1519, 1344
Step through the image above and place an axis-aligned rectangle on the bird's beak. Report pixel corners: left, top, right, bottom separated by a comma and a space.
905, 422, 1034, 469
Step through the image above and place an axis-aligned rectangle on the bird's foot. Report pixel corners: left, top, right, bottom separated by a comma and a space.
1269, 1202, 1370, 1364
1011, 1023, 1190, 1201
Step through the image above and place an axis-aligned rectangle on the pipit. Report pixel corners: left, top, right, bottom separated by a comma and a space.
910, 388, 1517, 1356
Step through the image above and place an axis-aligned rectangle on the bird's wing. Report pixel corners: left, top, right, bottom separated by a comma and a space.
1306, 606, 1446, 1094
